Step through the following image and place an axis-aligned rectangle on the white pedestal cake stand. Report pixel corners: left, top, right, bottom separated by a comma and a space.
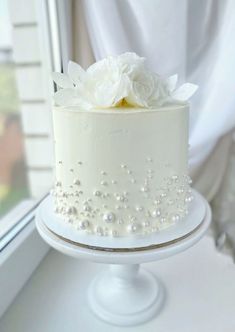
36, 190, 211, 327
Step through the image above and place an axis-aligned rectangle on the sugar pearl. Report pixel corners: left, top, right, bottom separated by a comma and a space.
79, 220, 89, 230
103, 212, 116, 223
95, 226, 104, 236
83, 204, 91, 212
141, 186, 148, 193
127, 223, 138, 233
136, 206, 143, 212
152, 209, 161, 218
111, 230, 118, 237
172, 214, 180, 222
66, 206, 77, 215
142, 220, 150, 227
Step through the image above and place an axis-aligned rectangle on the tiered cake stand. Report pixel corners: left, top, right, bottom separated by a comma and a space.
36, 190, 211, 327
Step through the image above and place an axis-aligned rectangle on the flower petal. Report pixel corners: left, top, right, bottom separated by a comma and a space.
68, 61, 86, 85
167, 74, 178, 92
171, 83, 198, 101
54, 88, 76, 106
52, 72, 73, 88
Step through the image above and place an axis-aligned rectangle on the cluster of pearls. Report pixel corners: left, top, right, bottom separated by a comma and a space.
53, 157, 193, 237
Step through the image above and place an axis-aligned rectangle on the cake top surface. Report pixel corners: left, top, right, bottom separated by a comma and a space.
54, 104, 189, 115
52, 52, 197, 111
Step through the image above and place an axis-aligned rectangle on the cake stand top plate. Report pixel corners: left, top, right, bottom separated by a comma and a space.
36, 190, 211, 264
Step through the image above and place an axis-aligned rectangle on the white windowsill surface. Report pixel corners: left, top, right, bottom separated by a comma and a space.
0, 235, 234, 332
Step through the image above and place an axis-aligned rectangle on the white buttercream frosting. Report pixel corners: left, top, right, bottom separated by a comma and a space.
52, 105, 193, 237
52, 52, 198, 109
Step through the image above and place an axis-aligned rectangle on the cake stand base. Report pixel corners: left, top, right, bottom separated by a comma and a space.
36, 190, 211, 327
88, 264, 164, 326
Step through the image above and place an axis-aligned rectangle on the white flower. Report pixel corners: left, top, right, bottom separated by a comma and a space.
85, 56, 130, 108
125, 69, 156, 107
52, 53, 198, 109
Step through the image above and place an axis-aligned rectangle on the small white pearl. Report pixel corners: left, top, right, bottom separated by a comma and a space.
79, 220, 89, 230
127, 223, 138, 233
93, 190, 101, 197
152, 209, 161, 218
83, 205, 91, 212
103, 212, 116, 223
154, 199, 161, 205
111, 230, 118, 237
95, 226, 104, 236
185, 195, 194, 203
66, 206, 77, 215
177, 189, 184, 194
140, 186, 148, 193
142, 220, 150, 227
172, 214, 180, 222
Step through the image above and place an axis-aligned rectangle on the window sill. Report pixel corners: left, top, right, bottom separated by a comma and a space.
0, 211, 49, 318
0, 236, 234, 331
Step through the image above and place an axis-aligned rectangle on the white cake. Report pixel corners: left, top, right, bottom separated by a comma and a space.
51, 53, 197, 239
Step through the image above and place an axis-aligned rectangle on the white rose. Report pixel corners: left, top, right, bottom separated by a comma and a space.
117, 52, 146, 75
85, 56, 130, 108
124, 68, 155, 107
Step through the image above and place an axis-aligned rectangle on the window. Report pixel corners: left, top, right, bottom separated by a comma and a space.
0, 0, 67, 317
0, 0, 59, 246
0, 0, 29, 218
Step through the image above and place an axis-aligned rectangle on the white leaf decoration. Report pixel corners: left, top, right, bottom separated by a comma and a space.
54, 88, 76, 106
68, 61, 86, 85
52, 72, 73, 88
171, 83, 198, 101
167, 74, 178, 92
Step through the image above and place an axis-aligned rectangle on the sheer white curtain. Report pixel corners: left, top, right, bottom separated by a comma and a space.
78, 0, 235, 199
72, 0, 235, 251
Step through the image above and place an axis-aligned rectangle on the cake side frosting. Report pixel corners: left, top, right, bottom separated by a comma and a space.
51, 105, 193, 237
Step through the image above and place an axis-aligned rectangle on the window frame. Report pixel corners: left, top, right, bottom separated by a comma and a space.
0, 0, 71, 317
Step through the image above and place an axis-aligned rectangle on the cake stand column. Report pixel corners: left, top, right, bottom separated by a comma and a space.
88, 263, 165, 326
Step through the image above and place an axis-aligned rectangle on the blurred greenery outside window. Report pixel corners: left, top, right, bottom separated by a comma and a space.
0, 62, 29, 217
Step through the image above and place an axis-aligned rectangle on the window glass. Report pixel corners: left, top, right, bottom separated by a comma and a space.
0, 1, 29, 218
